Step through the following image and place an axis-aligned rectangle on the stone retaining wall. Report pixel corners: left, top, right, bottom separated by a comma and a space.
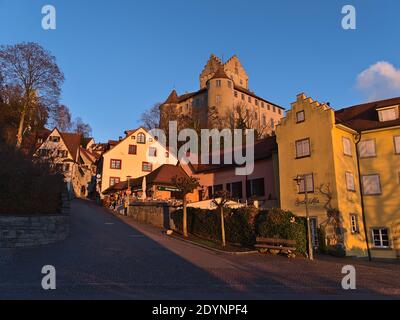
128, 202, 177, 229
0, 194, 71, 248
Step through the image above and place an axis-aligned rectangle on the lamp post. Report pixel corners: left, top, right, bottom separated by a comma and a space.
294, 175, 314, 261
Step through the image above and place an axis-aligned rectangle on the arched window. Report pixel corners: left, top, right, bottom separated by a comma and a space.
137, 133, 146, 144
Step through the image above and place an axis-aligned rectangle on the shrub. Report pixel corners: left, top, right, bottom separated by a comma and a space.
317, 226, 327, 254
326, 244, 346, 257
255, 208, 307, 254
0, 140, 64, 214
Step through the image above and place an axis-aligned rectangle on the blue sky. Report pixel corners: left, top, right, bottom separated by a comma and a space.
1, 0, 399, 141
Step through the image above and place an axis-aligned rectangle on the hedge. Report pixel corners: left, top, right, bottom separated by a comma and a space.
172, 206, 308, 253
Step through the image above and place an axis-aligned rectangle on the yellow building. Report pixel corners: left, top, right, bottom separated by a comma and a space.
159, 54, 284, 136
276, 93, 400, 259
100, 127, 177, 193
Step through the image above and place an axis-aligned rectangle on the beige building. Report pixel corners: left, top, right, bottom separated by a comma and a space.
159, 54, 284, 136
34, 128, 97, 197
276, 94, 400, 259
100, 127, 178, 193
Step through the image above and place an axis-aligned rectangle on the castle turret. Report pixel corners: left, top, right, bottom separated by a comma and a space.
206, 66, 234, 128
159, 90, 180, 130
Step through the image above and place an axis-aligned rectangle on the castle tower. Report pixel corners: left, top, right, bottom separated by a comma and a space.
199, 54, 223, 89
206, 66, 234, 128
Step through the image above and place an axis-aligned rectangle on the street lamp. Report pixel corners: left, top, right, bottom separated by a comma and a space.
294, 175, 314, 261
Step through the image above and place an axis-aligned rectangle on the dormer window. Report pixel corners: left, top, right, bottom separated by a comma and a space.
49, 136, 60, 143
378, 106, 398, 122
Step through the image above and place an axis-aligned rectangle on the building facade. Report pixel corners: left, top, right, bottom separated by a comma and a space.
276, 93, 400, 259
100, 127, 178, 193
159, 55, 285, 136
34, 128, 97, 197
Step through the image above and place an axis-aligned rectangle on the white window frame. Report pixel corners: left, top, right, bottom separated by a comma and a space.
345, 172, 356, 191
296, 138, 311, 158
378, 107, 397, 122
372, 228, 390, 248
358, 139, 376, 158
298, 173, 314, 193
342, 137, 352, 156
350, 214, 359, 234
296, 110, 305, 123
362, 174, 381, 195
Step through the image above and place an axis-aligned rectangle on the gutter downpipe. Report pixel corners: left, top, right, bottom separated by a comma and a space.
355, 132, 372, 262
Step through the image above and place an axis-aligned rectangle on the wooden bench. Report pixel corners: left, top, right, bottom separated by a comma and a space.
255, 237, 297, 257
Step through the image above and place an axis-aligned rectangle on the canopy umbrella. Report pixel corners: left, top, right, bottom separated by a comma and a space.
141, 176, 147, 201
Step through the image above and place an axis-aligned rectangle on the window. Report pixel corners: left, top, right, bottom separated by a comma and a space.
378, 108, 397, 122
110, 159, 122, 170
247, 178, 265, 198
216, 95, 221, 105
165, 152, 169, 158
273, 106, 276, 113
343, 137, 352, 156
270, 118, 275, 129
109, 177, 120, 187
261, 102, 265, 108
255, 100, 259, 106
394, 136, 400, 154
345, 172, 356, 191
137, 133, 146, 144
227, 81, 232, 88
37, 138, 43, 144
298, 174, 314, 193
267, 105, 271, 111
142, 162, 152, 172
58, 150, 68, 158
350, 214, 360, 234
362, 174, 381, 195
216, 80, 221, 87
226, 181, 243, 199
372, 228, 390, 248
128, 145, 137, 155
296, 110, 305, 123
63, 163, 70, 172
262, 115, 267, 126
248, 96, 252, 103
254, 112, 258, 120
241, 93, 245, 101
234, 91, 238, 98
296, 138, 311, 158
49, 136, 60, 143
278, 109, 282, 115
358, 140, 376, 158
149, 147, 157, 157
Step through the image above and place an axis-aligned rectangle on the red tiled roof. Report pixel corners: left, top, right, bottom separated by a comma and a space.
59, 132, 83, 161
104, 164, 189, 193
335, 96, 400, 132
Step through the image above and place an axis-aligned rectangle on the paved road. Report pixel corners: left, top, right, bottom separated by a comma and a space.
0, 199, 399, 299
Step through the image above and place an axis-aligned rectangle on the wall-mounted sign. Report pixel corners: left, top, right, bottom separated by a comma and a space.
157, 186, 180, 192
295, 197, 320, 207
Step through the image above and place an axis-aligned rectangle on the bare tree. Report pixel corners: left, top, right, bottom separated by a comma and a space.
172, 175, 200, 238
0, 42, 64, 148
140, 103, 162, 130
50, 104, 72, 132
212, 190, 232, 247
229, 102, 274, 139
72, 117, 92, 138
